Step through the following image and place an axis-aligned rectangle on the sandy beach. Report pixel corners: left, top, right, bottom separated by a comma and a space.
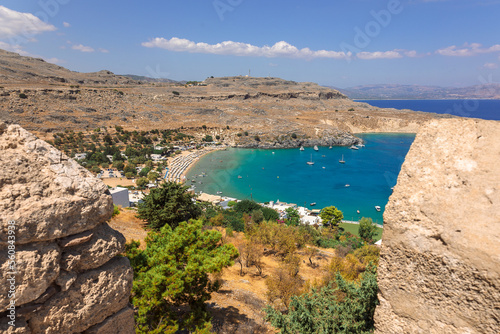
164, 146, 225, 183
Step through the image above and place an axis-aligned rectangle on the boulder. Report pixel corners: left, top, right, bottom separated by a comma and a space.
60, 223, 126, 272
83, 306, 135, 334
0, 242, 60, 312
375, 119, 500, 334
0, 122, 113, 246
28, 257, 133, 334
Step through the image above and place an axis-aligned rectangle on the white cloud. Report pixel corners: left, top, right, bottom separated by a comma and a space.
142, 37, 350, 60
482, 62, 498, 69
98, 48, 109, 53
357, 50, 404, 60
63, 22, 71, 28
436, 43, 500, 56
0, 6, 56, 39
72, 44, 95, 52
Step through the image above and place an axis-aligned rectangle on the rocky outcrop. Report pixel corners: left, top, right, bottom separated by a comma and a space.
375, 119, 500, 334
0, 122, 134, 333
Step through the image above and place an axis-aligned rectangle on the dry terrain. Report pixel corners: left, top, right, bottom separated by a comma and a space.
109, 208, 334, 333
0, 49, 453, 149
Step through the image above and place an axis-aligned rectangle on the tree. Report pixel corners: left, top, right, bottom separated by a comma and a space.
262, 207, 279, 221
250, 209, 264, 224
147, 171, 159, 182
265, 265, 379, 334
285, 207, 300, 226
136, 177, 149, 188
320, 206, 343, 227
358, 217, 377, 243
233, 199, 262, 214
126, 220, 239, 333
137, 182, 202, 230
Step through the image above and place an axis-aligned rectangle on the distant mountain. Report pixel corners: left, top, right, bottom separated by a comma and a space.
334, 84, 500, 100
121, 74, 185, 84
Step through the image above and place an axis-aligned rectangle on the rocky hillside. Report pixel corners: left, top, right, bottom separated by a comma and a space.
0, 49, 450, 147
0, 122, 134, 333
0, 49, 135, 85
375, 118, 500, 334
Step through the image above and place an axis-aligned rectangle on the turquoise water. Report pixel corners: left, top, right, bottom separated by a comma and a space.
186, 133, 415, 224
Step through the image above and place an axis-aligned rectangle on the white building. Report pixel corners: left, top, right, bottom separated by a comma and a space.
109, 187, 130, 208
74, 153, 87, 160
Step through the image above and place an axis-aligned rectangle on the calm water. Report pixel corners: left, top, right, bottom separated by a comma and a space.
187, 133, 415, 224
355, 99, 500, 120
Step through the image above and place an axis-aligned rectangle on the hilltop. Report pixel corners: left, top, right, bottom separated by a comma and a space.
0, 49, 450, 147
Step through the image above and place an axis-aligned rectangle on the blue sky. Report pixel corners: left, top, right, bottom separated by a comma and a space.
1, 0, 499, 87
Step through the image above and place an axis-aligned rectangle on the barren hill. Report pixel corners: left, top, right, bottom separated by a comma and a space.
0, 49, 451, 146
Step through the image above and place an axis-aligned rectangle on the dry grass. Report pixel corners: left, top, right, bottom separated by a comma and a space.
109, 216, 334, 333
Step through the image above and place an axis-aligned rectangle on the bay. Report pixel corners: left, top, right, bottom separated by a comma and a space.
186, 133, 415, 224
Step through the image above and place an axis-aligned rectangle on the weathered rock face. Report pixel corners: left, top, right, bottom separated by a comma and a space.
375, 119, 500, 334
0, 122, 134, 333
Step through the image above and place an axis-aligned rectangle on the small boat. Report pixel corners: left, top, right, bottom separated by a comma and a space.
345, 184, 350, 187
322, 167, 326, 169
272, 152, 275, 154
357, 143, 365, 147
339, 154, 345, 164
314, 145, 319, 151
357, 210, 360, 214
306, 154, 314, 165
321, 155, 326, 157
216, 191, 222, 194
237, 175, 243, 179
310, 202, 316, 206
300, 146, 304, 151
350, 145, 359, 150
329, 146, 332, 149
375, 206, 381, 212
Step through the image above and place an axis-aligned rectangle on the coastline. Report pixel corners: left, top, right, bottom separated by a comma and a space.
166, 146, 226, 183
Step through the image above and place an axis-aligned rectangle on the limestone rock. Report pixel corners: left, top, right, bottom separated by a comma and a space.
83, 306, 135, 334
61, 223, 126, 272
0, 242, 60, 312
0, 316, 30, 333
0, 122, 113, 246
28, 256, 133, 334
375, 118, 500, 334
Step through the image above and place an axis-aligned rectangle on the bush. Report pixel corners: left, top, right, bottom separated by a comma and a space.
19, 93, 27, 99
172, 91, 180, 96
233, 199, 262, 214
348, 108, 355, 111
112, 204, 120, 217
291, 133, 297, 139
254, 135, 260, 142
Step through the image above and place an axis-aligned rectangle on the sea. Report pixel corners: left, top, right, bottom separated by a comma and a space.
186, 100, 500, 224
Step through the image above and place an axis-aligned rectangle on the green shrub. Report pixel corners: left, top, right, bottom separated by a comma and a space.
112, 204, 120, 217
19, 93, 27, 99
172, 91, 180, 96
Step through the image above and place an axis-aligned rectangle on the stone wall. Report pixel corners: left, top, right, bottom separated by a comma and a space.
0, 122, 134, 333
374, 119, 500, 334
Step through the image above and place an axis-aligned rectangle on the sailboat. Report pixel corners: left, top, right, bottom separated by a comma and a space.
300, 146, 304, 151
339, 154, 345, 164
314, 145, 319, 151
306, 154, 314, 165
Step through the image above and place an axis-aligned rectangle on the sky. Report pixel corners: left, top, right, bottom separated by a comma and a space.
0, 0, 499, 88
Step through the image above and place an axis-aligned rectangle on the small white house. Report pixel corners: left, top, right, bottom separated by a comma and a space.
74, 153, 87, 160
109, 187, 130, 208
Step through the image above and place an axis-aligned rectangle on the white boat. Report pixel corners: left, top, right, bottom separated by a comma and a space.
375, 206, 381, 212
300, 146, 305, 151
345, 184, 350, 187
329, 146, 332, 149
237, 175, 243, 179
357, 143, 365, 147
350, 145, 359, 150
216, 191, 222, 194
306, 154, 314, 165
314, 145, 319, 151
310, 202, 316, 206
339, 154, 345, 164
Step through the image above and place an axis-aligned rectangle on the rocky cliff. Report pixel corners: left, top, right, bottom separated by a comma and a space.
0, 122, 134, 333
375, 119, 500, 334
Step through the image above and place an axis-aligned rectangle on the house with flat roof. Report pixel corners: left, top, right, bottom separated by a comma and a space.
109, 187, 130, 208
